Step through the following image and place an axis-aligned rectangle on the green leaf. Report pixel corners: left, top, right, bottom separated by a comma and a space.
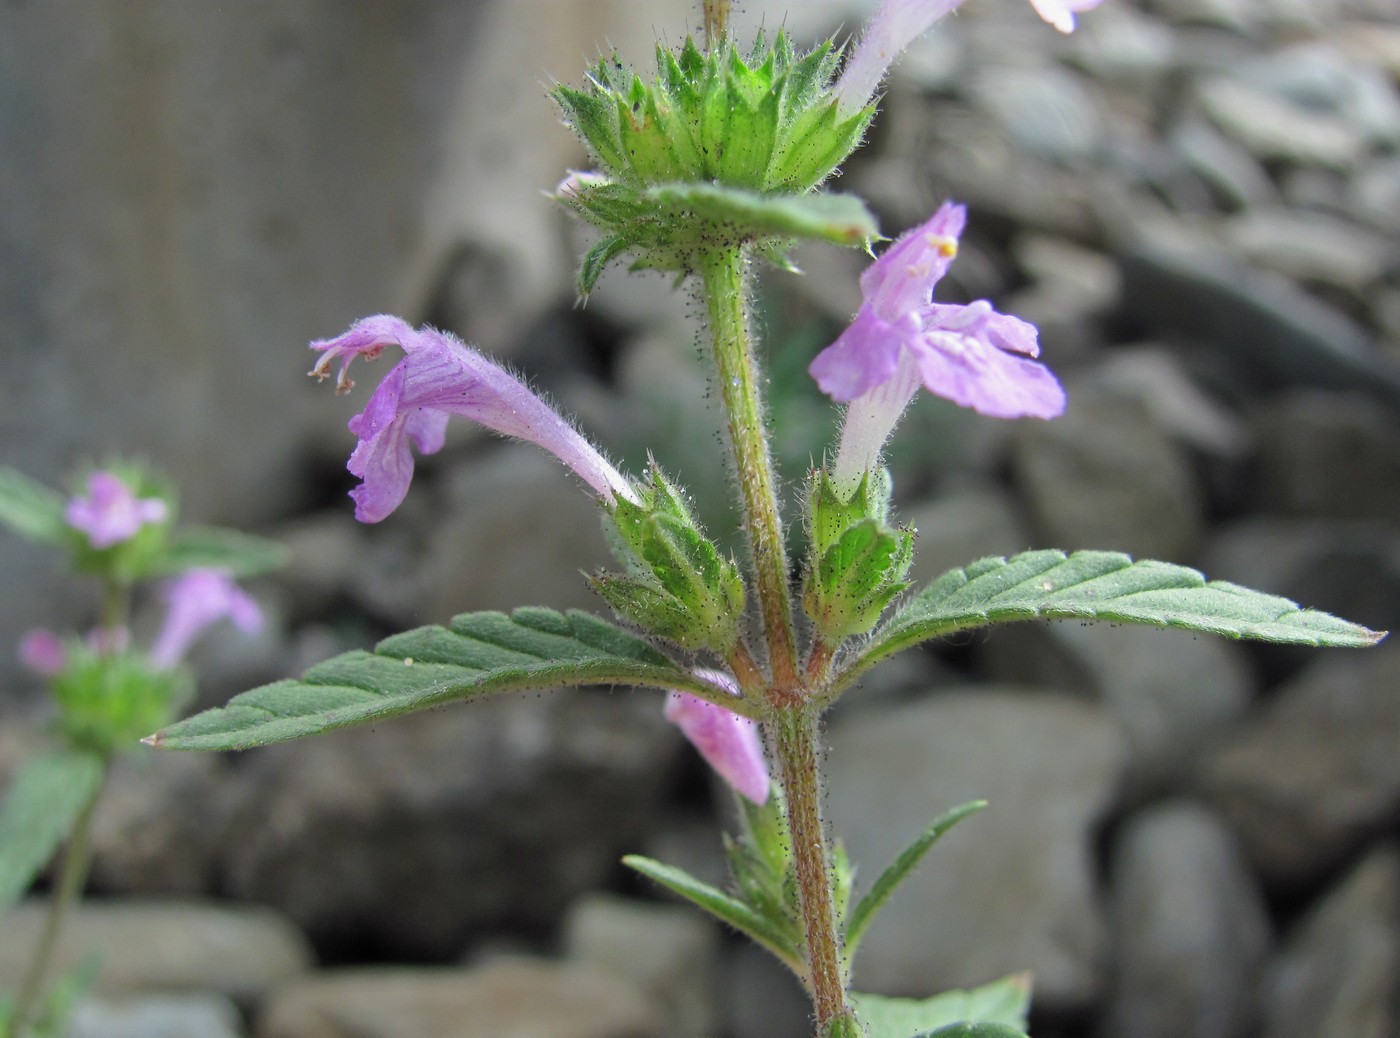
0, 751, 105, 915
851, 974, 1032, 1038
922, 1025, 1030, 1038
622, 854, 805, 975
0, 467, 67, 546
844, 801, 987, 961
841, 549, 1385, 694
645, 182, 878, 246
148, 607, 741, 751
155, 525, 289, 578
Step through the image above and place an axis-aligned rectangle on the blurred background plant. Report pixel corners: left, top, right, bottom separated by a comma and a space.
0, 465, 282, 1037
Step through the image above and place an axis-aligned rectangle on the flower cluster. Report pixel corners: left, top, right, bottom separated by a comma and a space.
65, 471, 168, 549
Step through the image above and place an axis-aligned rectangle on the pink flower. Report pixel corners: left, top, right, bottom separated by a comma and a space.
665, 670, 769, 805
149, 568, 262, 669
834, 0, 1105, 112
811, 202, 1064, 487
311, 316, 636, 523
65, 471, 168, 549
18, 629, 67, 676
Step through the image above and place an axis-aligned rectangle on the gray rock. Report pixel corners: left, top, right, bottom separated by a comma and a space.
1169, 118, 1278, 211
87, 749, 237, 896
561, 893, 720, 1038
721, 940, 812, 1038
1084, 346, 1251, 459
1234, 42, 1400, 148
902, 484, 1032, 590
346, 444, 616, 628
983, 622, 1254, 796
1198, 645, 1400, 891
255, 958, 662, 1038
1223, 209, 1393, 297
1118, 242, 1400, 411
1262, 846, 1400, 1038
1350, 154, 1400, 235
0, 899, 312, 1004
1195, 76, 1369, 170
971, 66, 1105, 165
825, 690, 1126, 1010
220, 689, 681, 959
1102, 801, 1271, 1038
68, 993, 246, 1038
1202, 517, 1400, 641
1012, 387, 1206, 562
1251, 391, 1400, 522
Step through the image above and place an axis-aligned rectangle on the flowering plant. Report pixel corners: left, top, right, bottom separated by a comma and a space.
0, 465, 283, 1038
145, 1, 1382, 1036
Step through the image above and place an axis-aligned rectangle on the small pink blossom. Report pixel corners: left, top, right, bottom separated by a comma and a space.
18, 629, 67, 676
149, 568, 262, 669
812, 202, 1064, 488
665, 670, 769, 805
65, 471, 168, 550
1028, 0, 1105, 33
311, 316, 636, 523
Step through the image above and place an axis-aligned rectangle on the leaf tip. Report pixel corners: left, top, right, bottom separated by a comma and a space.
140, 730, 165, 748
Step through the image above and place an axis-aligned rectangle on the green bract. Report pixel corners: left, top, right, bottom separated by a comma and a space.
596, 468, 746, 655
803, 469, 914, 642
556, 30, 869, 192
553, 30, 878, 292
51, 645, 189, 755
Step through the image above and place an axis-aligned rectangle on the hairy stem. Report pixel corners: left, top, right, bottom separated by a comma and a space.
772, 707, 849, 1029
697, 246, 800, 694
6, 766, 107, 1038
703, 0, 731, 45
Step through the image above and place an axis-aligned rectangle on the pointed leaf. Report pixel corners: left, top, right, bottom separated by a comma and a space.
154, 525, 289, 578
922, 1025, 1030, 1038
0, 467, 67, 546
644, 182, 878, 246
0, 750, 105, 915
844, 800, 987, 960
851, 974, 1032, 1038
622, 854, 804, 975
149, 607, 742, 751
842, 549, 1384, 692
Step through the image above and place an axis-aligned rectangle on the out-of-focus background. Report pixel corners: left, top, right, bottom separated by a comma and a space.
2, 0, 1398, 1035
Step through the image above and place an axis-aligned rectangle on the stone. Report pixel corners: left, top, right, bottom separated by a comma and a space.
68, 993, 246, 1038
220, 688, 682, 959
1250, 391, 1400, 522
87, 748, 237, 896
721, 940, 812, 1038
902, 484, 1031, 590
1083, 346, 1251, 459
1350, 154, 1400, 235
1198, 645, 1400, 891
1261, 846, 1400, 1038
255, 958, 663, 1038
971, 65, 1105, 165
1118, 243, 1400, 412
825, 690, 1126, 1010
561, 893, 720, 1038
1202, 517, 1400, 645
983, 622, 1254, 797
346, 444, 617, 627
1011, 387, 1206, 562
1223, 209, 1392, 298
1168, 118, 1277, 211
0, 899, 313, 1004
1102, 801, 1271, 1038
1195, 76, 1369, 169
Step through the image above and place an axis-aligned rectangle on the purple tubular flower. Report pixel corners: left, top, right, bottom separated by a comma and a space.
665, 670, 769, 805
148, 568, 262, 670
812, 202, 1065, 487
310, 316, 636, 523
65, 471, 169, 550
834, 0, 1105, 113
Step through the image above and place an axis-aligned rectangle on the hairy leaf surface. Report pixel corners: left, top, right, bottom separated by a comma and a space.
0, 751, 105, 915
150, 608, 733, 751
840, 550, 1383, 693
852, 974, 1031, 1038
